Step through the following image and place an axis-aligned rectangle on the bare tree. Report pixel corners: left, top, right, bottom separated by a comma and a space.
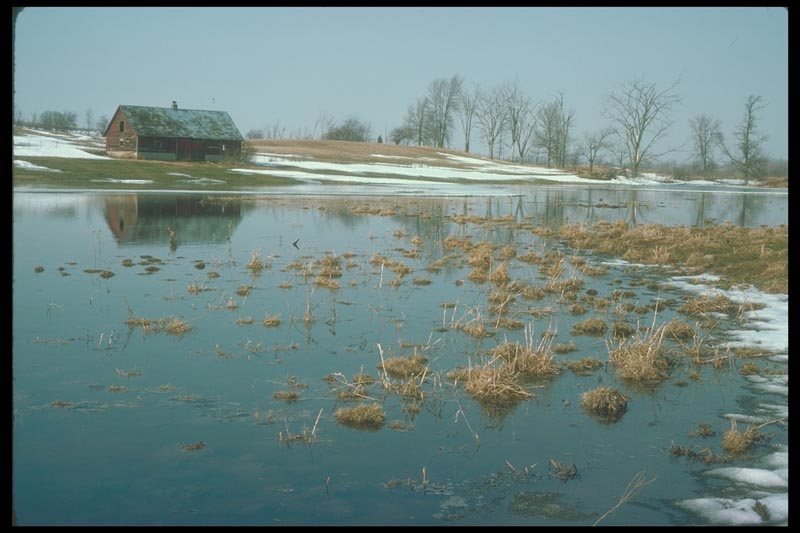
475, 86, 508, 160
688, 114, 721, 176
718, 95, 768, 184
427, 75, 463, 148
95, 114, 108, 133
85, 108, 94, 134
580, 128, 614, 173
504, 80, 536, 163
603, 78, 681, 177
535, 93, 573, 168
390, 125, 414, 145
39, 110, 77, 132
609, 142, 628, 174
457, 83, 480, 153
245, 129, 264, 140
322, 116, 373, 142
403, 97, 432, 147
516, 119, 536, 164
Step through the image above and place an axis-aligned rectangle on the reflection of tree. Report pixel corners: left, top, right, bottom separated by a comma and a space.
103, 194, 243, 246
703, 192, 773, 229
626, 189, 640, 226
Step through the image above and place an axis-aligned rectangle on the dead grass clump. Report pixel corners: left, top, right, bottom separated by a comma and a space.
246, 250, 266, 272
571, 317, 607, 336
315, 277, 340, 290
412, 278, 432, 286
721, 419, 759, 454
318, 254, 343, 277
581, 264, 609, 276
443, 235, 472, 250
552, 341, 578, 354
338, 384, 371, 401
99, 270, 115, 279
517, 251, 543, 264
467, 242, 495, 272
569, 304, 587, 315
125, 313, 193, 336
393, 379, 424, 400
334, 403, 386, 430
378, 354, 428, 379
679, 293, 743, 317
353, 373, 377, 385
498, 245, 517, 260
454, 318, 495, 338
236, 285, 252, 297
523, 306, 556, 318
566, 357, 603, 374
495, 318, 525, 330
489, 341, 559, 378
466, 268, 488, 284
544, 277, 584, 294
580, 386, 629, 422
739, 362, 760, 376
490, 263, 511, 286
188, 282, 209, 294
611, 321, 637, 339
689, 423, 717, 438
164, 317, 193, 336
263, 314, 281, 327
273, 390, 301, 402
668, 444, 728, 464
608, 324, 670, 382
520, 285, 545, 300
236, 316, 255, 326
463, 364, 533, 406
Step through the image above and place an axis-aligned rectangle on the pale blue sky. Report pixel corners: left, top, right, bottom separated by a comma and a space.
12, 6, 788, 162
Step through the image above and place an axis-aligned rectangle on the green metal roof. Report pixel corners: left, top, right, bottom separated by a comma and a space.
117, 105, 243, 141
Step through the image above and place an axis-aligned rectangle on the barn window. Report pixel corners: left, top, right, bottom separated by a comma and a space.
222, 144, 226, 151
154, 140, 162, 149
119, 121, 125, 133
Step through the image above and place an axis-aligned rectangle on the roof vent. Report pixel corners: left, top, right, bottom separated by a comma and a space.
171, 101, 178, 110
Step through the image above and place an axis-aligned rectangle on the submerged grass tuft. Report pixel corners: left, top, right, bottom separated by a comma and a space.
580, 386, 629, 423
334, 403, 386, 430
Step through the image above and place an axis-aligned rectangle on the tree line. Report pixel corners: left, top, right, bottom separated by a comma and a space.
245, 75, 775, 183
14, 75, 778, 183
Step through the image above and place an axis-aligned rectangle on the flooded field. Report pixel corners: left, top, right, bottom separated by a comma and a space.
12, 185, 788, 525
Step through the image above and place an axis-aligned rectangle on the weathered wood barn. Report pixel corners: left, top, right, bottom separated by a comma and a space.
104, 101, 243, 162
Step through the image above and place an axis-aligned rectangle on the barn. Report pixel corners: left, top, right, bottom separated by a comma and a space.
104, 101, 243, 162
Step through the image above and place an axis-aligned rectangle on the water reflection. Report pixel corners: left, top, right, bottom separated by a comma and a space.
514, 186, 784, 229
104, 194, 243, 246
92, 187, 787, 251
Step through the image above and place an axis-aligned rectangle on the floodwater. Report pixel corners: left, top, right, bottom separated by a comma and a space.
12, 185, 788, 526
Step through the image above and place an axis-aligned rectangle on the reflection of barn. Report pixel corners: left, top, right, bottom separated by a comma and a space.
104, 195, 243, 245
104, 101, 243, 161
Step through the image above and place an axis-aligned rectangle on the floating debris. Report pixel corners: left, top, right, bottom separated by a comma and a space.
179, 441, 206, 452
115, 368, 143, 378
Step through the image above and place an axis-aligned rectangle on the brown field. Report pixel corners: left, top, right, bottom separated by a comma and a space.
247, 138, 514, 169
